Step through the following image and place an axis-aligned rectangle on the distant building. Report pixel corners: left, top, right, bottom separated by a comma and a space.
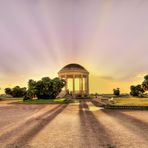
58, 63, 89, 96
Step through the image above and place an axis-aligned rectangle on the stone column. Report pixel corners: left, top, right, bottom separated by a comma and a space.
65, 75, 68, 91
86, 75, 89, 94
73, 75, 75, 94
79, 77, 81, 91
80, 75, 83, 93
85, 76, 87, 94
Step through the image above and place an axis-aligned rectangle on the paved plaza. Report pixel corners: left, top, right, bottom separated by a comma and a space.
0, 100, 148, 148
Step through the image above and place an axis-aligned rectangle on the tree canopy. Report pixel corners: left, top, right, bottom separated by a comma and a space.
142, 75, 148, 91
5, 86, 26, 97
5, 77, 66, 100
130, 85, 144, 97
130, 74, 148, 97
25, 77, 66, 100
113, 88, 120, 96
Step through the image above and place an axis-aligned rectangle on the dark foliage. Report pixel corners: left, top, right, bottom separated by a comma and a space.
5, 86, 26, 97
5, 88, 12, 95
25, 77, 66, 99
130, 85, 144, 97
113, 88, 120, 96
142, 75, 148, 91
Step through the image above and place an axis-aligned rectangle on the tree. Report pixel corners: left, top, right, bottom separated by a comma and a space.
25, 77, 66, 99
23, 89, 34, 101
142, 75, 148, 91
28, 79, 37, 98
113, 88, 120, 96
130, 85, 144, 97
5, 86, 26, 97
5, 88, 12, 95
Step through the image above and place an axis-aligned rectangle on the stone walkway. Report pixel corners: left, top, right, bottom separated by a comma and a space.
0, 100, 148, 148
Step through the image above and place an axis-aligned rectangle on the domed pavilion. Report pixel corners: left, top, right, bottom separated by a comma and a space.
58, 63, 89, 96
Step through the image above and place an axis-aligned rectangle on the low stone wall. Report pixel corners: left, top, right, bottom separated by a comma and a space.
92, 98, 148, 110
91, 98, 107, 107
105, 105, 148, 110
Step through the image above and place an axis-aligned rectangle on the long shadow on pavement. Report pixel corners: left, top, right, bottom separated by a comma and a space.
0, 105, 62, 141
79, 100, 114, 148
3, 104, 68, 148
102, 109, 148, 141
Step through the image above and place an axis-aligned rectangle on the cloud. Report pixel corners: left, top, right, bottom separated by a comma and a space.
98, 76, 115, 81
0, 0, 148, 93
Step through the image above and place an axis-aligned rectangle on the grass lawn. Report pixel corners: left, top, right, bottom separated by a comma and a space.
18, 98, 69, 104
0, 96, 23, 102
112, 97, 148, 106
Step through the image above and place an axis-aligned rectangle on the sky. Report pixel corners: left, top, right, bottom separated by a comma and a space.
0, 0, 148, 93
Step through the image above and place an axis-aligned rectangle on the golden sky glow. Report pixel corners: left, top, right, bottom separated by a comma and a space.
0, 1, 148, 93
